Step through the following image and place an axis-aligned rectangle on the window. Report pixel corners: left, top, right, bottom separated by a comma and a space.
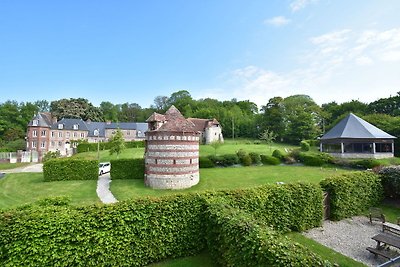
40, 141, 46, 148
58, 132, 63, 138
58, 141, 63, 147
73, 132, 77, 138
58, 124, 63, 129
41, 130, 46, 137
32, 120, 38, 126
51, 141, 55, 147
344, 143, 373, 153
73, 124, 79, 130
51, 131, 55, 137
32, 141, 37, 148
376, 143, 393, 153
66, 132, 70, 138
32, 130, 37, 137
94, 129, 99, 136
322, 143, 341, 153
80, 133, 85, 138
127, 131, 130, 135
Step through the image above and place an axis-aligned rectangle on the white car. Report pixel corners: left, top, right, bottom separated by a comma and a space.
99, 162, 111, 176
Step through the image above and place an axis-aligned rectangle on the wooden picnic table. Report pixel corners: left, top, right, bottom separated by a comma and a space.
372, 232, 400, 249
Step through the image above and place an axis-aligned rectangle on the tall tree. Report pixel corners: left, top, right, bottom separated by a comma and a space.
50, 98, 104, 121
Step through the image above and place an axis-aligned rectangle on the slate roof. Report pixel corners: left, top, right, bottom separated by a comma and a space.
51, 118, 89, 131
86, 122, 106, 137
27, 112, 52, 127
321, 113, 396, 140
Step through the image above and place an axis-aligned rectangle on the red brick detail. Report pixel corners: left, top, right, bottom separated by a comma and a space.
146, 170, 199, 175
146, 163, 199, 168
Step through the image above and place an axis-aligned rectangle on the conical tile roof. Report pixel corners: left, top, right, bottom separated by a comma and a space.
321, 113, 396, 140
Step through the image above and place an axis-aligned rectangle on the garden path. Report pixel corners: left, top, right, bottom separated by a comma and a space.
96, 173, 118, 204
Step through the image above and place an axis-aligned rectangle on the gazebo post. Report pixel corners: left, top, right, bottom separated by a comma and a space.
340, 142, 344, 154
392, 142, 395, 154
372, 143, 376, 154
320, 142, 323, 152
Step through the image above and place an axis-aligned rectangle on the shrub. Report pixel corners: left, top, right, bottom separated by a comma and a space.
379, 166, 400, 199
260, 155, 280, 165
110, 158, 144, 179
249, 152, 261, 165
350, 159, 381, 169
320, 171, 384, 220
205, 199, 331, 267
304, 139, 320, 147
199, 157, 215, 168
241, 154, 252, 166
42, 151, 61, 162
207, 155, 224, 166
300, 140, 310, 151
272, 149, 284, 160
298, 152, 334, 167
43, 158, 98, 181
221, 154, 239, 166
253, 140, 261, 145
236, 149, 248, 159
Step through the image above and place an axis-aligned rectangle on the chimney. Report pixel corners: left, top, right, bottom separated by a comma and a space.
52, 116, 57, 124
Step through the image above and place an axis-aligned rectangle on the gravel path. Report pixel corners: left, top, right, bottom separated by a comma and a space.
303, 216, 399, 266
96, 173, 118, 204
2, 163, 43, 173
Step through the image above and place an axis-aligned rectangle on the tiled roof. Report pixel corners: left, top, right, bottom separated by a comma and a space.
146, 112, 166, 122
187, 118, 220, 132
321, 113, 396, 140
151, 106, 197, 132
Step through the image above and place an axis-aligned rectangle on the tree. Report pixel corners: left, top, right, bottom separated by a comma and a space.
109, 128, 125, 159
259, 129, 277, 151
50, 98, 104, 121
210, 140, 223, 156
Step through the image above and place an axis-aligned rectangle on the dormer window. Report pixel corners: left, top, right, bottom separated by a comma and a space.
73, 124, 79, 130
58, 124, 63, 130
32, 120, 39, 126
94, 129, 99, 136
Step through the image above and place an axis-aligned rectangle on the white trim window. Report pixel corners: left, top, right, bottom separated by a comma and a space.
32, 141, 37, 148
66, 132, 70, 138
40, 141, 46, 148
51, 131, 55, 137
58, 141, 63, 147
41, 130, 46, 137
73, 132, 77, 138
32, 120, 38, 126
58, 124, 63, 129
58, 132, 63, 138
80, 133, 85, 138
73, 124, 79, 130
32, 130, 37, 137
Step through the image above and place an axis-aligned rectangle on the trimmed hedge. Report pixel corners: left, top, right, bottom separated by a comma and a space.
320, 171, 383, 220
260, 155, 281, 165
0, 194, 206, 267
272, 149, 285, 160
249, 152, 261, 165
225, 182, 324, 232
298, 152, 334, 167
43, 158, 98, 181
379, 166, 400, 199
205, 199, 332, 267
199, 156, 215, 168
77, 140, 145, 153
110, 158, 144, 179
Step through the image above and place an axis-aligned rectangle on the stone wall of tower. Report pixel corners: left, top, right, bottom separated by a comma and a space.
144, 131, 200, 189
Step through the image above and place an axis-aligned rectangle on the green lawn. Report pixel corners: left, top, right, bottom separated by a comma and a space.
111, 165, 348, 201
0, 173, 100, 209
147, 251, 217, 267
0, 162, 31, 170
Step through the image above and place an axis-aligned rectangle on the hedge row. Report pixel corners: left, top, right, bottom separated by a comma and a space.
77, 140, 145, 153
379, 166, 400, 199
110, 158, 145, 179
320, 171, 383, 220
43, 158, 98, 181
0, 182, 324, 266
205, 199, 332, 267
0, 194, 206, 266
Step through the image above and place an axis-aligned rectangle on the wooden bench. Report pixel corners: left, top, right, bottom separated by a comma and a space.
367, 247, 392, 260
383, 222, 400, 236
366, 247, 393, 259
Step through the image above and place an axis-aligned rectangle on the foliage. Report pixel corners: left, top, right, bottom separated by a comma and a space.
298, 152, 334, 167
109, 128, 126, 159
272, 149, 284, 160
300, 140, 310, 151
50, 98, 104, 121
0, 194, 206, 266
77, 140, 144, 153
241, 154, 252, 166
110, 158, 144, 179
205, 198, 331, 267
320, 171, 384, 220
43, 158, 98, 181
199, 157, 215, 168
350, 159, 381, 169
209, 141, 223, 156
42, 150, 61, 162
259, 129, 277, 151
260, 155, 281, 165
379, 166, 400, 199
208, 154, 239, 167
249, 152, 261, 165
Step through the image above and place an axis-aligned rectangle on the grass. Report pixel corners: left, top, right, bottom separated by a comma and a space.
0, 162, 31, 170
111, 165, 348, 201
378, 202, 400, 224
147, 251, 216, 267
0, 173, 100, 209
286, 232, 366, 267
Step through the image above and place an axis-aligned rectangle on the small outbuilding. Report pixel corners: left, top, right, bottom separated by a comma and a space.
320, 113, 396, 159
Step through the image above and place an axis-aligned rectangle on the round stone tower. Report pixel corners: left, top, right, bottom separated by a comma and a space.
144, 106, 200, 189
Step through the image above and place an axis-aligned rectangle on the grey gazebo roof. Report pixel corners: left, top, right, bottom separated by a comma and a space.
321, 113, 396, 140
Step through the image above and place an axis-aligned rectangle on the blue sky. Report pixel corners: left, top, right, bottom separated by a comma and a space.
1, 0, 400, 108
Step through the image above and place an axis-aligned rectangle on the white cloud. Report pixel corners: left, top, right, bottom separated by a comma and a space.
200, 27, 400, 107
290, 0, 316, 12
264, 16, 291, 27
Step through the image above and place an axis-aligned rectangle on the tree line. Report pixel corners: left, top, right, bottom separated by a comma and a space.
1, 90, 400, 151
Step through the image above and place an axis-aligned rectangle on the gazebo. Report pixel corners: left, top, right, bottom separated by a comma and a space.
320, 113, 396, 159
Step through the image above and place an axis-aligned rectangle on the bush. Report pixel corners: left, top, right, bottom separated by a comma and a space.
298, 152, 334, 167
249, 152, 261, 165
379, 166, 400, 199
199, 156, 215, 168
241, 154, 252, 166
205, 199, 331, 267
253, 140, 261, 145
42, 151, 61, 162
350, 159, 381, 169
110, 158, 144, 179
304, 139, 320, 147
43, 158, 98, 181
236, 149, 248, 159
320, 171, 384, 220
0, 194, 206, 266
300, 140, 310, 151
207, 155, 224, 166
272, 149, 284, 160
260, 155, 280, 165
221, 154, 240, 166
